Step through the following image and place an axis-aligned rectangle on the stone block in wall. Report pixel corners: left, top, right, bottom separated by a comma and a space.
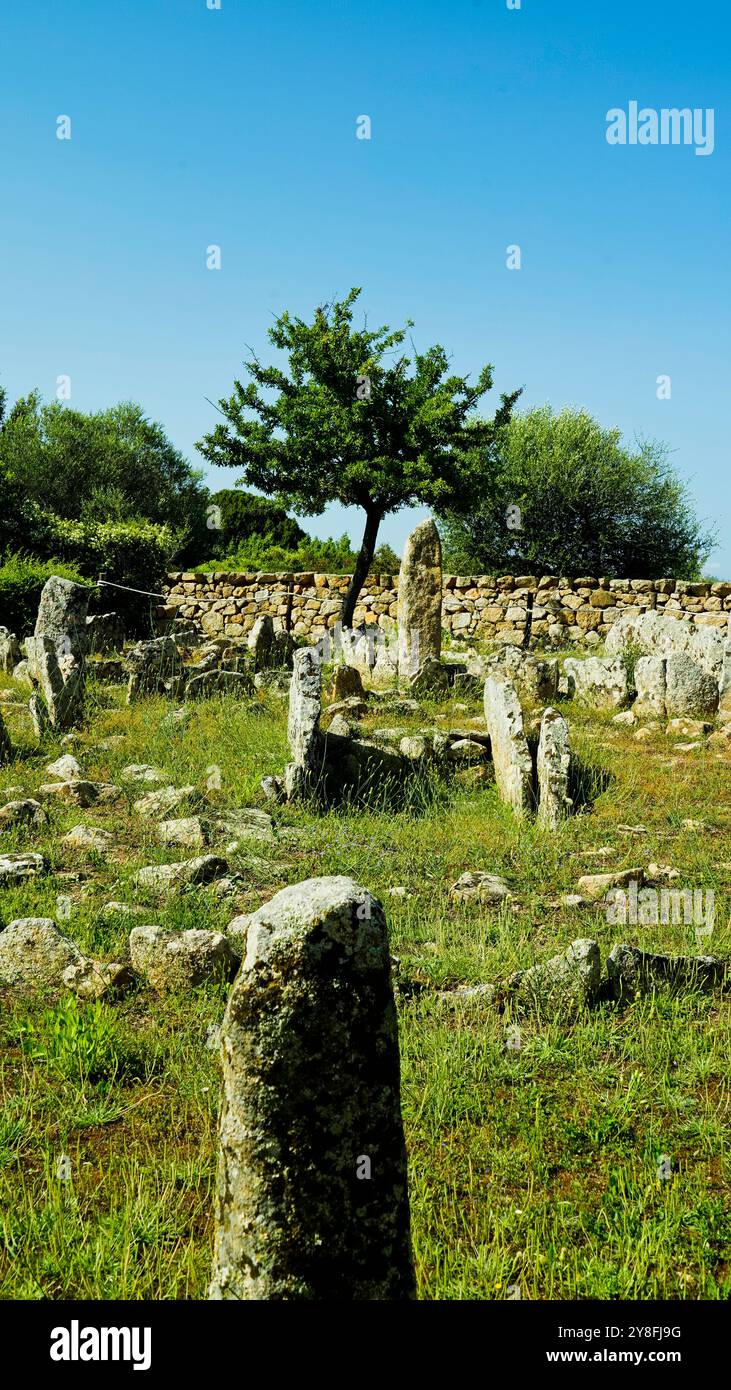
694, 613, 729, 628
589, 589, 614, 608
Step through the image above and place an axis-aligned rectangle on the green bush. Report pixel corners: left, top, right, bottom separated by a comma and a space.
0, 552, 88, 635
195, 533, 401, 576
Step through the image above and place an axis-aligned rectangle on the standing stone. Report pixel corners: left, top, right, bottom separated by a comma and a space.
209, 875, 414, 1301
331, 664, 365, 702
34, 576, 90, 660
0, 627, 21, 674
665, 653, 719, 719
28, 692, 50, 740
0, 710, 12, 764
536, 707, 573, 829
284, 647, 323, 799
483, 677, 534, 818
248, 614, 275, 670
634, 656, 667, 719
126, 636, 182, 701
397, 519, 442, 681
720, 640, 731, 720
25, 637, 85, 732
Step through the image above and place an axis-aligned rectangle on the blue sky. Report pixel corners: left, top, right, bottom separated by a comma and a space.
1, 0, 729, 574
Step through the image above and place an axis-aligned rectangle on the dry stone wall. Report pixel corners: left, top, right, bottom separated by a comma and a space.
162, 571, 731, 648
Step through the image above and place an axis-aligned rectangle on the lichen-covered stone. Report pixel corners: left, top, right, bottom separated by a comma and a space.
607, 944, 725, 1005
536, 707, 573, 829
563, 656, 629, 710
129, 925, 236, 992
209, 875, 414, 1301
397, 519, 442, 680
483, 677, 533, 818
509, 939, 601, 1018
0, 917, 85, 993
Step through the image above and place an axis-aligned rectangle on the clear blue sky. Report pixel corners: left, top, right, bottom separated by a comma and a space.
1, 0, 729, 575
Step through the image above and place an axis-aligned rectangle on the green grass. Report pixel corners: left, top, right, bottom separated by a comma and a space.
0, 662, 729, 1299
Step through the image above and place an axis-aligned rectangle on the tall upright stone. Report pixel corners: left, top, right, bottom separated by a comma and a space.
397, 519, 442, 681
536, 707, 573, 829
33, 576, 90, 661
0, 709, 12, 764
248, 614, 275, 670
284, 647, 323, 798
25, 637, 86, 733
210, 875, 415, 1300
483, 676, 534, 818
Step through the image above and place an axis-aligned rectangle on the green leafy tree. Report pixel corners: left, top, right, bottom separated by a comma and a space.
207, 488, 307, 556
439, 406, 714, 580
198, 288, 519, 625
0, 393, 208, 561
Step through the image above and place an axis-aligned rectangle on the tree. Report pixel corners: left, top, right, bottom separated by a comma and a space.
207, 488, 307, 557
439, 406, 714, 580
198, 288, 520, 626
0, 393, 209, 561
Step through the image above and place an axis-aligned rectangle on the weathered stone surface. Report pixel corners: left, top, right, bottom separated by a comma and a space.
247, 614, 275, 669
132, 785, 199, 819
86, 612, 125, 654
407, 656, 450, 696
481, 646, 559, 704
284, 647, 323, 798
33, 576, 90, 659
483, 677, 533, 818
0, 917, 84, 992
666, 717, 711, 738
331, 664, 365, 702
576, 868, 645, 901
607, 943, 725, 1005
720, 640, 731, 717
635, 653, 719, 720
536, 707, 573, 829
129, 925, 236, 992
0, 710, 12, 764
185, 670, 254, 700
397, 519, 442, 680
509, 939, 601, 1017
634, 656, 667, 719
132, 855, 229, 893
606, 609, 727, 687
28, 692, 50, 739
61, 825, 115, 852
25, 636, 86, 731
0, 798, 48, 829
209, 875, 414, 1301
121, 764, 167, 785
157, 816, 207, 849
38, 779, 122, 808
62, 958, 134, 1000
450, 871, 511, 905
665, 653, 719, 718
0, 627, 21, 674
126, 636, 182, 701
564, 656, 629, 709
45, 754, 83, 781
0, 852, 48, 884
101, 901, 149, 921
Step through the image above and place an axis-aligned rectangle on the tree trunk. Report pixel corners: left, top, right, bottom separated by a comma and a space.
341, 509, 382, 629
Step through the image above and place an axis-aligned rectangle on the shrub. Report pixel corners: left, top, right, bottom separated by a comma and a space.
0, 552, 88, 635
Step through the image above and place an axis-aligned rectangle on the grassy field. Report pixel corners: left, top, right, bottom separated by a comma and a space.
1, 658, 730, 1300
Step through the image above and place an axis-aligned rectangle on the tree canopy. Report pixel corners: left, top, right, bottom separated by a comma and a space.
0, 392, 208, 560
439, 406, 714, 580
198, 288, 520, 624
